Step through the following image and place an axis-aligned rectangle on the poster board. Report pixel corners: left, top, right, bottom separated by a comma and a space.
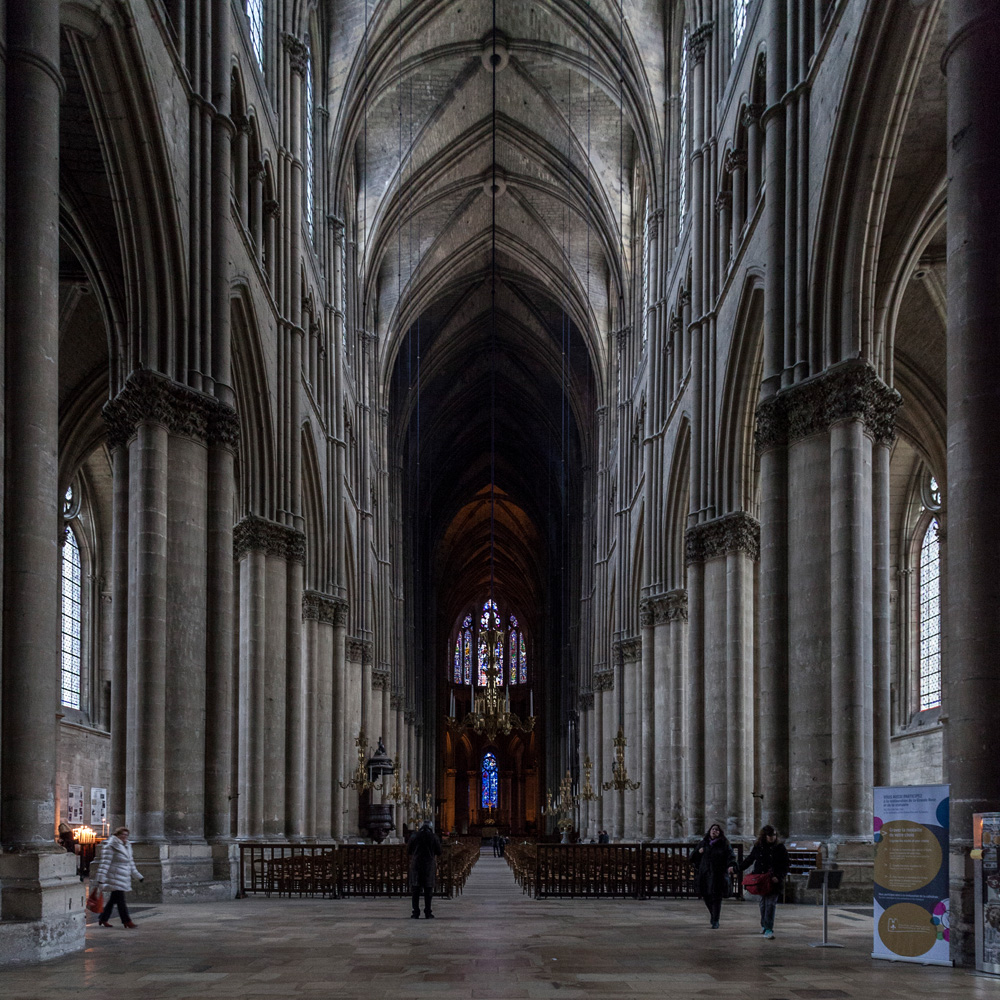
67, 784, 85, 825
872, 784, 951, 965
90, 787, 107, 829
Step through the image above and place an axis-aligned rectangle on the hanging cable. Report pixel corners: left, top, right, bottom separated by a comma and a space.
489, 0, 497, 609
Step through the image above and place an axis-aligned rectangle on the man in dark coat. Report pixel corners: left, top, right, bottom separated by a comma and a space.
407, 820, 442, 918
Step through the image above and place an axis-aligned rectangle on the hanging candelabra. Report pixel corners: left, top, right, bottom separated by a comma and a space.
577, 754, 601, 803
541, 769, 577, 839
339, 728, 385, 794
446, 609, 534, 742
601, 726, 640, 792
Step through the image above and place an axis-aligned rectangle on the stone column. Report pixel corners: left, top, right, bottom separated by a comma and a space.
331, 604, 348, 839
686, 513, 758, 837
0, 0, 84, 960
744, 105, 763, 210
233, 515, 306, 842
871, 442, 891, 787
667, 590, 688, 838
943, 1, 1000, 966
302, 592, 347, 841
684, 560, 705, 836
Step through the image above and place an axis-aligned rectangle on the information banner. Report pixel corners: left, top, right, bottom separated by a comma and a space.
873, 784, 951, 965
90, 787, 107, 829
67, 784, 85, 825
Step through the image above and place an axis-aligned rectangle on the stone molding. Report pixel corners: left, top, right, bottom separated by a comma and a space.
233, 514, 306, 563
282, 33, 309, 76
689, 22, 714, 65
639, 589, 689, 626
685, 511, 760, 564
715, 190, 732, 212
264, 198, 281, 219
233, 114, 254, 137
347, 637, 373, 666
372, 667, 390, 691
578, 690, 595, 711
742, 103, 765, 128
755, 360, 901, 452
390, 692, 403, 711
103, 369, 240, 451
301, 590, 348, 626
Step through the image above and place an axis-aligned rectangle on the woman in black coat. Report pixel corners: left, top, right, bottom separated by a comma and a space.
738, 824, 790, 938
691, 822, 737, 928
407, 821, 442, 918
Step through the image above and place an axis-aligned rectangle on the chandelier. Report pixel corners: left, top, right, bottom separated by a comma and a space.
601, 726, 640, 792
541, 769, 577, 834
447, 608, 534, 742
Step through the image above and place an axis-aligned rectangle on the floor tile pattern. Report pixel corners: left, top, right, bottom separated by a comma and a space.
3, 852, 990, 999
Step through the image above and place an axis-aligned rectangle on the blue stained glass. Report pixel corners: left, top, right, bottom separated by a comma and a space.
453, 639, 461, 684
481, 751, 499, 809
519, 634, 527, 684
509, 629, 518, 685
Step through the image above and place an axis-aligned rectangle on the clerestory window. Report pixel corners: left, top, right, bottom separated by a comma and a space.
247, 0, 265, 72
61, 489, 83, 710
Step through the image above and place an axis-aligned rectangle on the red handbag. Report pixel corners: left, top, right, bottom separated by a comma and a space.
742, 872, 773, 896
86, 889, 104, 914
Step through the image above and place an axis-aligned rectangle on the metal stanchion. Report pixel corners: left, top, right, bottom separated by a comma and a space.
808, 868, 844, 948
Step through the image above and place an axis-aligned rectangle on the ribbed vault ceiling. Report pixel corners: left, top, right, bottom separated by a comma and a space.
326, 0, 662, 669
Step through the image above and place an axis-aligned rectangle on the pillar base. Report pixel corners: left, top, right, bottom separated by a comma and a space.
0, 850, 85, 966
130, 842, 238, 903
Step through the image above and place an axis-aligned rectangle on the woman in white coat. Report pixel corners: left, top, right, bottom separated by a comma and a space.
93, 826, 144, 928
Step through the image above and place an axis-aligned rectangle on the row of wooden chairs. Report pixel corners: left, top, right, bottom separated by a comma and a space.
504, 841, 746, 899
239, 839, 481, 899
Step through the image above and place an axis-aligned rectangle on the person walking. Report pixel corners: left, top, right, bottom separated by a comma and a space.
690, 822, 737, 928
408, 820, 442, 918
93, 826, 144, 928
738, 824, 790, 939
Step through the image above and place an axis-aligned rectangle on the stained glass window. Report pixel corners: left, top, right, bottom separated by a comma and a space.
453, 638, 462, 684
481, 751, 499, 809
733, 0, 749, 55
519, 632, 527, 685
246, 0, 264, 72
918, 518, 941, 710
462, 617, 473, 684
678, 27, 689, 231
479, 599, 502, 685
509, 615, 519, 685
61, 526, 82, 709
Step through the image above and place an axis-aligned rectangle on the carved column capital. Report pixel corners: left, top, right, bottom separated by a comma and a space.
234, 514, 306, 563
715, 190, 732, 213
725, 148, 747, 173
302, 590, 349, 626
282, 33, 309, 76
103, 369, 239, 451
689, 22, 714, 65
347, 637, 373, 666
742, 103, 765, 128
233, 114, 255, 138
593, 668, 614, 692
686, 511, 760, 564
756, 360, 902, 452
640, 589, 689, 625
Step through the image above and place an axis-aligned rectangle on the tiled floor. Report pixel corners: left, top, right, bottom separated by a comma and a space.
4, 853, 991, 998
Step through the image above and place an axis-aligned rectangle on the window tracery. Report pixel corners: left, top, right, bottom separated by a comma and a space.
733, 0, 749, 55
305, 36, 315, 242
247, 0, 265, 72
918, 476, 942, 711
448, 602, 527, 687
61, 488, 82, 710
678, 26, 689, 232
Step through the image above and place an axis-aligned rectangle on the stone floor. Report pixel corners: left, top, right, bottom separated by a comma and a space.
4, 853, 992, 998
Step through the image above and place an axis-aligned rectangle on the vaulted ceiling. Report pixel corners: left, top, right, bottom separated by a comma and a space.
325, 0, 664, 667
